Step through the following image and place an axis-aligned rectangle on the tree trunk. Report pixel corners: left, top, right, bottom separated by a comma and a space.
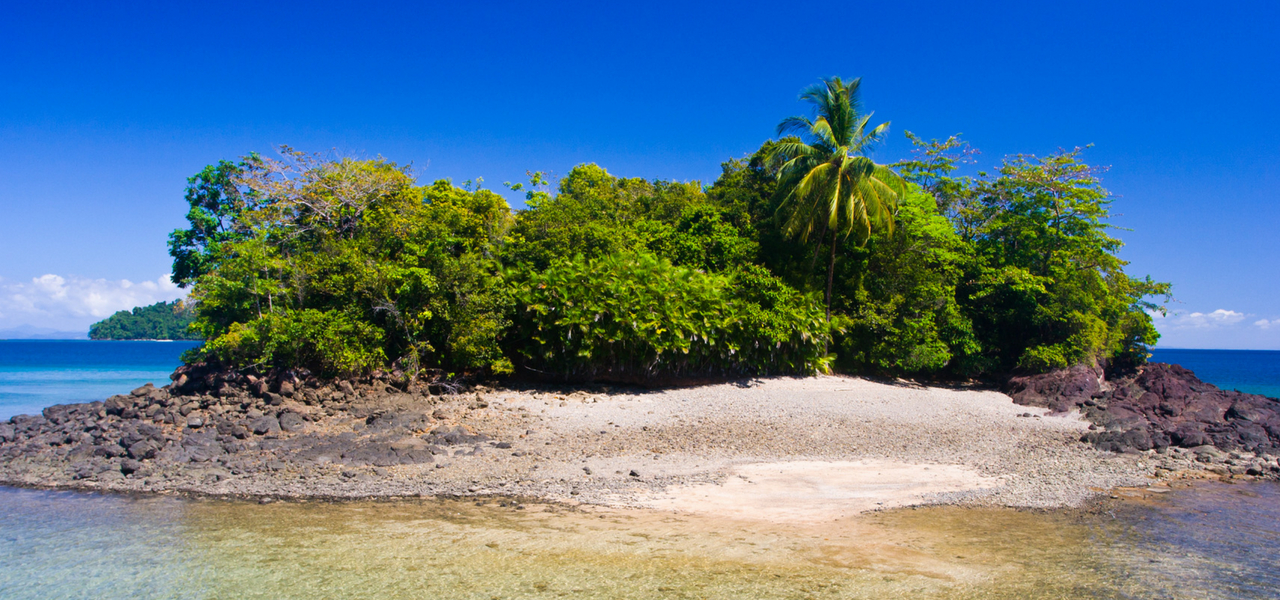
824, 228, 837, 353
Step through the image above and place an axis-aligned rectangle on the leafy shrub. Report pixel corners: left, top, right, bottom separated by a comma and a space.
198, 309, 386, 376
507, 252, 829, 382
177, 152, 514, 377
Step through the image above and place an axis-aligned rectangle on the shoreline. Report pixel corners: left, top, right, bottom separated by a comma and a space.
6, 374, 1270, 520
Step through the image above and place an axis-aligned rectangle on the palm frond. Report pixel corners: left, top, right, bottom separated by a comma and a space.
776, 115, 814, 138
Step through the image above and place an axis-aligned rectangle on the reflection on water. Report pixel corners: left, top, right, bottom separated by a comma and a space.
0, 482, 1275, 599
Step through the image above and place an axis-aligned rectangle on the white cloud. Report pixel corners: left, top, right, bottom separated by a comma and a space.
0, 274, 185, 332
1164, 308, 1247, 329
1153, 307, 1280, 350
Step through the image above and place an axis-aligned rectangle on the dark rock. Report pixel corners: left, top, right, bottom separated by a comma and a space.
424, 425, 489, 446
127, 440, 159, 460
1013, 362, 1280, 455
186, 416, 205, 429
42, 405, 72, 425
131, 384, 155, 397
120, 459, 143, 475
1005, 364, 1104, 409
93, 443, 127, 458
494, 442, 512, 449
278, 381, 295, 397
278, 411, 306, 432
12, 414, 48, 434
338, 438, 435, 467
0, 424, 14, 443
138, 423, 165, 442
251, 416, 281, 436
338, 381, 356, 396
365, 411, 429, 433
629, 470, 640, 477
186, 443, 222, 463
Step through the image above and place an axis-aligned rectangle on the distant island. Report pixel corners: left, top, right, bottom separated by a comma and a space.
88, 300, 201, 341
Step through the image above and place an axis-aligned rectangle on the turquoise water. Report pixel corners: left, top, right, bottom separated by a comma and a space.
0, 482, 1276, 599
1150, 348, 1280, 399
0, 340, 200, 420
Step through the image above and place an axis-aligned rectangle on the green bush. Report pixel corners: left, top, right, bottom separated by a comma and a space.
507, 251, 829, 382
198, 309, 386, 376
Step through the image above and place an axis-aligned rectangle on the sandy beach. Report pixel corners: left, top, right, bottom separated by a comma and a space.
1, 374, 1206, 521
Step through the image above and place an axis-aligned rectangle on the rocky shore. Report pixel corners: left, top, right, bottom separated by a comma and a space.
1007, 362, 1280, 477
1, 363, 1276, 513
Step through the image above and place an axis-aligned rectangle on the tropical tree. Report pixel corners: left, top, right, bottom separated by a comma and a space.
766, 77, 905, 324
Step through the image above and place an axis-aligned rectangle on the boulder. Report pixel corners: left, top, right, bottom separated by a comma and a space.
127, 440, 159, 460
278, 411, 306, 432
424, 425, 489, 446
1012, 362, 1280, 455
251, 416, 281, 436
104, 395, 134, 416
1005, 364, 1104, 410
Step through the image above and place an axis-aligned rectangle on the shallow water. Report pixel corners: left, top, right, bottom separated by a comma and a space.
1, 482, 1275, 599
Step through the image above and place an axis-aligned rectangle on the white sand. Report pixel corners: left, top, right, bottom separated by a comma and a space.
639, 459, 999, 523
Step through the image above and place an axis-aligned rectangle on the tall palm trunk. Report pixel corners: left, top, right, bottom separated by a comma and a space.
824, 228, 837, 353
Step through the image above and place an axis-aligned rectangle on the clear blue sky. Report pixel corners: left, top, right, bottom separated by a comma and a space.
1, 1, 1276, 347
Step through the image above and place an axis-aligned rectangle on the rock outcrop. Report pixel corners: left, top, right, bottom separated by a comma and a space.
1007, 363, 1280, 455
0, 363, 514, 492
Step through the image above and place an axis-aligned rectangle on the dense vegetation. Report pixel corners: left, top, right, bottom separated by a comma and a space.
167, 77, 1168, 382
89, 300, 200, 341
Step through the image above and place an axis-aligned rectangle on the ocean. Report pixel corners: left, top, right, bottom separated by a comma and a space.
1150, 348, 1280, 399
0, 340, 201, 421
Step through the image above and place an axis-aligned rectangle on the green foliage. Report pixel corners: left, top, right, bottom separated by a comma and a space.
180, 151, 514, 377
89, 300, 200, 341
199, 309, 386, 376
766, 77, 902, 245
170, 77, 1170, 383
168, 159, 262, 287
896, 135, 1170, 374
831, 186, 977, 374
762, 77, 905, 323
507, 251, 829, 381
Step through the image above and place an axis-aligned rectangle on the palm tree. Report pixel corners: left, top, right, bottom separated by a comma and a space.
766, 76, 904, 326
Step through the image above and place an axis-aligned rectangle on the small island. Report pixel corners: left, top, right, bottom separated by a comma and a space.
2, 77, 1277, 512
88, 300, 200, 341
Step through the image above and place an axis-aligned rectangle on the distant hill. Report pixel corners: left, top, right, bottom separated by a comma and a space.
88, 300, 201, 340
0, 325, 88, 340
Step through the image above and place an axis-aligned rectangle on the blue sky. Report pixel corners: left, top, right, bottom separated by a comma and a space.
0, 1, 1276, 347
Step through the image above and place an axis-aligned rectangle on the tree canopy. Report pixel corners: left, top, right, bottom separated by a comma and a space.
89, 300, 200, 341
167, 78, 1168, 383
